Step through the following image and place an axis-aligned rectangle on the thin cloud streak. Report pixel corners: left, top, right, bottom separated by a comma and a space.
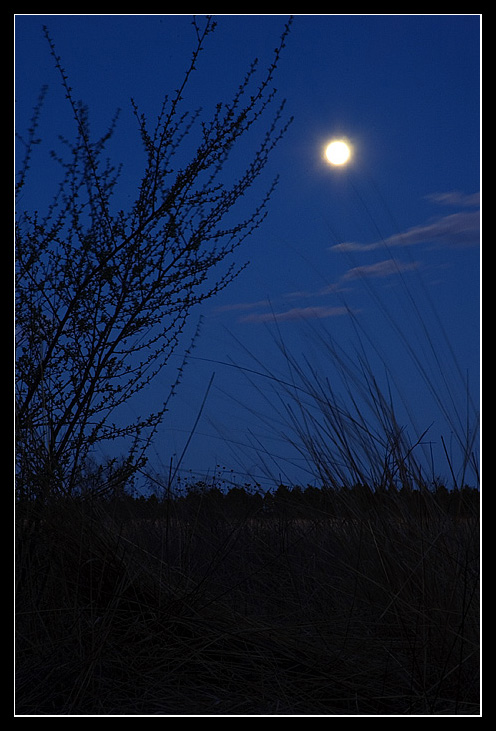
229, 259, 419, 324
222, 191, 478, 324
239, 305, 350, 323
283, 282, 351, 301
425, 191, 480, 208
342, 258, 420, 280
331, 192, 480, 253
214, 299, 272, 313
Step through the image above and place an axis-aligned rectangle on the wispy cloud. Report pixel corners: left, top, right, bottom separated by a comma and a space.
425, 191, 480, 208
331, 191, 480, 253
225, 259, 418, 324
218, 191, 478, 325
342, 258, 419, 280
239, 305, 350, 323
282, 281, 350, 301
213, 299, 271, 313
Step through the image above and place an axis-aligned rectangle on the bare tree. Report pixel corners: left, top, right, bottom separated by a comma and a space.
15, 16, 293, 499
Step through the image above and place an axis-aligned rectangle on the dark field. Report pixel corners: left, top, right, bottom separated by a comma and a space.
15, 485, 480, 716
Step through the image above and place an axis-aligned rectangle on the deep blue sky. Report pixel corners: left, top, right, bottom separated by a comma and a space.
15, 14, 480, 491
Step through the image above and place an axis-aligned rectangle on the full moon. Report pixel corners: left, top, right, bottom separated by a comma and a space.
325, 140, 351, 166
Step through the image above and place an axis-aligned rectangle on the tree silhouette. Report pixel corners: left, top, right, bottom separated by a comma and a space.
15, 17, 293, 499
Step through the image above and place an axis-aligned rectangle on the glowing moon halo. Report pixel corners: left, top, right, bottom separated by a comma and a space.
325, 140, 351, 166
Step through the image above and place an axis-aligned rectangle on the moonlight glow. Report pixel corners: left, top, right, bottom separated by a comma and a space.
325, 140, 351, 166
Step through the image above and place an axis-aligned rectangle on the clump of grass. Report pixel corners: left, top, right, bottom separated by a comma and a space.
224, 299, 478, 496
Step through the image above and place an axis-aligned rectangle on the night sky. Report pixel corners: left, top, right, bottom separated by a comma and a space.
15, 14, 480, 491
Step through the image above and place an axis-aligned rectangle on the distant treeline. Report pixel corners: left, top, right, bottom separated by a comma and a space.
20, 480, 478, 524
148, 481, 478, 520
